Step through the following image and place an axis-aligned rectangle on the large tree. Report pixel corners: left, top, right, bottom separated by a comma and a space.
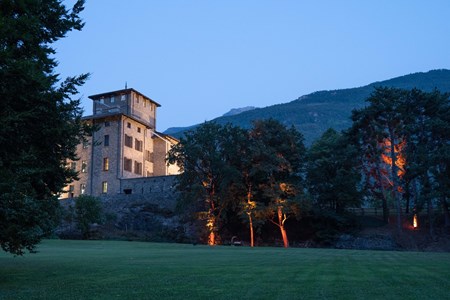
250, 119, 306, 248
403, 89, 450, 234
306, 128, 361, 213
167, 122, 242, 245
350, 87, 408, 230
0, 0, 89, 255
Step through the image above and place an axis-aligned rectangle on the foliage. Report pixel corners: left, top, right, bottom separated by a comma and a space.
249, 119, 306, 247
167, 122, 244, 245
306, 128, 361, 213
1, 240, 450, 299
168, 120, 306, 247
75, 195, 102, 239
349, 87, 450, 234
0, 0, 89, 255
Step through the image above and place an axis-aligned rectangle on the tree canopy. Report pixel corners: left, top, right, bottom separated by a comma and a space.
0, 0, 89, 255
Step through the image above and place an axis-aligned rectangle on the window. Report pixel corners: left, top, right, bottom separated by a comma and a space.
69, 185, 74, 192
134, 161, 142, 175
103, 157, 109, 171
82, 140, 89, 149
145, 150, 153, 162
104, 135, 109, 146
105, 121, 110, 127
125, 134, 133, 148
137, 127, 141, 133
124, 157, 132, 172
121, 94, 126, 101
99, 97, 104, 104
81, 161, 87, 173
102, 181, 108, 193
110, 96, 115, 103
70, 162, 76, 171
127, 122, 131, 129
136, 95, 139, 103
144, 100, 146, 107
80, 183, 86, 195
135, 139, 143, 152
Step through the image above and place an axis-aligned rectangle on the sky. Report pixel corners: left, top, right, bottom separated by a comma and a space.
56, 0, 450, 132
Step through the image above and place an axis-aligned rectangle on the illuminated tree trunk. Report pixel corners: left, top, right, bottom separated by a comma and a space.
277, 206, 289, 248
388, 129, 402, 232
247, 189, 255, 247
206, 185, 217, 246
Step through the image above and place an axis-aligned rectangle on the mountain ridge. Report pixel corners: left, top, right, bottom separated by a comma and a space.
164, 69, 450, 145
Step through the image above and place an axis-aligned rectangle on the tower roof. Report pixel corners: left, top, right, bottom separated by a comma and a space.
88, 88, 161, 107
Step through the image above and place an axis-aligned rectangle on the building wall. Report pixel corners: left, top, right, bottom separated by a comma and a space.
90, 115, 122, 196
60, 88, 179, 199
129, 90, 157, 129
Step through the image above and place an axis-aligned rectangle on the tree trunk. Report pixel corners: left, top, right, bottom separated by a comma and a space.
375, 161, 389, 223
277, 206, 289, 248
423, 174, 434, 237
441, 197, 450, 230
247, 186, 255, 247
388, 130, 402, 232
248, 213, 254, 247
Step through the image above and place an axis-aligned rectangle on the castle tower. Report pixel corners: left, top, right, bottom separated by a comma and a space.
61, 88, 179, 198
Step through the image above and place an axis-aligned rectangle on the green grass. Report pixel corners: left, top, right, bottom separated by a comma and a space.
0, 240, 449, 300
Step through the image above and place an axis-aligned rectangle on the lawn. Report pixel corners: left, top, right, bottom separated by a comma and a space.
0, 240, 449, 300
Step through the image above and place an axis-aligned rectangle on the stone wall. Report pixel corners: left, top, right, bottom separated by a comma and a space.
57, 175, 188, 242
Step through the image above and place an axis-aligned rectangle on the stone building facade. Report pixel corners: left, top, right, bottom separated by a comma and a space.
61, 88, 179, 198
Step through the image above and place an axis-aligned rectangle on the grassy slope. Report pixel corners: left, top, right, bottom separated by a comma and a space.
166, 69, 450, 145
1, 240, 449, 300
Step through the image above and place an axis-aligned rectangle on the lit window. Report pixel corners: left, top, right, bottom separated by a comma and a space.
134, 161, 142, 175
81, 161, 87, 173
80, 183, 86, 195
102, 181, 108, 193
103, 158, 109, 171
125, 134, 133, 148
104, 135, 109, 146
124, 157, 132, 172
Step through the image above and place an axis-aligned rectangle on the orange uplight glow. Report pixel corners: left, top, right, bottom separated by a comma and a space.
381, 138, 406, 179
413, 214, 418, 229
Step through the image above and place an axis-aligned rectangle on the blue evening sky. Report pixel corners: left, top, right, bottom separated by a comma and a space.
56, 0, 450, 132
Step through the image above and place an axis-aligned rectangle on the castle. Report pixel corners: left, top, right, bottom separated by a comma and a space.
60, 88, 180, 199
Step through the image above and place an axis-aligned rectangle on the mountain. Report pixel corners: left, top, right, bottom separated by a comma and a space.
222, 106, 257, 117
164, 69, 450, 145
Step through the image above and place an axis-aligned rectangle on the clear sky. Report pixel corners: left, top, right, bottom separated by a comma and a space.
56, 0, 450, 132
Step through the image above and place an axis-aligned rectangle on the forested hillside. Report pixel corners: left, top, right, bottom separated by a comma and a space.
165, 69, 450, 145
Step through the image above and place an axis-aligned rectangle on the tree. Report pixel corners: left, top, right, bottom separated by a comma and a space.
167, 122, 242, 245
75, 195, 102, 239
306, 128, 361, 213
250, 119, 306, 248
0, 0, 89, 254
350, 87, 408, 231
403, 89, 450, 234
